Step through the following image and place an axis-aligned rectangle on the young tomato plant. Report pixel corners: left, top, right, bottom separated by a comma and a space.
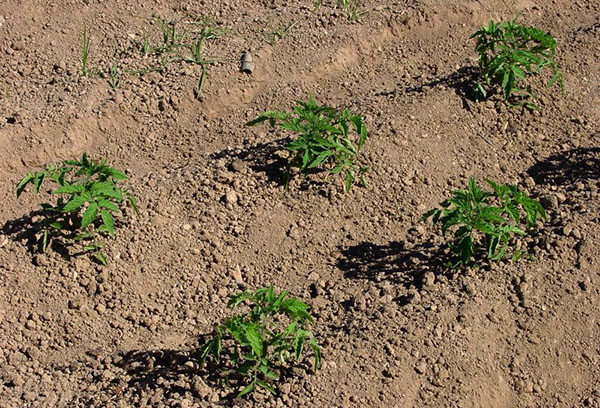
199, 286, 322, 398
423, 178, 546, 268
246, 97, 369, 191
16, 154, 139, 265
471, 16, 564, 110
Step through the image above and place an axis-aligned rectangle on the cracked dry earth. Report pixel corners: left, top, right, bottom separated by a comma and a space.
1, 0, 600, 407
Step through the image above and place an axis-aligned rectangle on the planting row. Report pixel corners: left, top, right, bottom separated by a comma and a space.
11, 16, 561, 398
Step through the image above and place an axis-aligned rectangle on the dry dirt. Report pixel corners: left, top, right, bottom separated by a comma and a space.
1, 0, 600, 407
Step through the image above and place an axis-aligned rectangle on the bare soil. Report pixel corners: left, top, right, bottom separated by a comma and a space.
1, 0, 599, 407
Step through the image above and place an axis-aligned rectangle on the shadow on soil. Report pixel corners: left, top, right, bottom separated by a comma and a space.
337, 240, 449, 291
0, 210, 73, 260
376, 66, 480, 110
527, 146, 600, 186
111, 346, 310, 403
113, 349, 200, 399
209, 138, 337, 192
210, 138, 290, 187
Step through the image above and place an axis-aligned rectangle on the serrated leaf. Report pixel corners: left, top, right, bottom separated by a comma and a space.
100, 209, 115, 236
259, 365, 279, 380
245, 324, 263, 357
97, 199, 120, 212
16, 173, 35, 197
81, 203, 99, 229
256, 380, 276, 394
96, 251, 107, 266
105, 167, 128, 180
92, 182, 122, 200
54, 184, 85, 194
63, 195, 88, 212
237, 382, 255, 398
307, 150, 331, 169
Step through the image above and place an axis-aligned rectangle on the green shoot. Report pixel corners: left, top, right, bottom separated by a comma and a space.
268, 21, 297, 46
108, 62, 120, 89
81, 25, 91, 76
141, 33, 152, 57
471, 16, 564, 110
16, 154, 139, 265
246, 97, 369, 191
200, 286, 321, 397
423, 177, 546, 269
339, 0, 367, 22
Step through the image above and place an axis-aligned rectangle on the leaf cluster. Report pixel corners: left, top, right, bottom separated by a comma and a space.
246, 97, 369, 191
200, 286, 321, 398
423, 178, 546, 268
471, 16, 564, 110
16, 154, 139, 265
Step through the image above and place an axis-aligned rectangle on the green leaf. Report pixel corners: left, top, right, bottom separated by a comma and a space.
105, 167, 128, 180
16, 173, 35, 197
42, 229, 49, 252
307, 150, 331, 169
91, 182, 123, 200
96, 251, 108, 266
81, 203, 99, 229
344, 170, 354, 192
100, 209, 115, 236
49, 221, 65, 229
237, 382, 255, 398
310, 338, 322, 370
97, 199, 120, 212
63, 195, 88, 212
76, 231, 95, 241
125, 191, 140, 216
245, 324, 263, 357
256, 380, 276, 394
294, 330, 306, 360
259, 365, 279, 380
54, 184, 85, 194
34, 172, 46, 193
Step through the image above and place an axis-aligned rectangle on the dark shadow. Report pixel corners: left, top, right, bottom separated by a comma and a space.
1, 210, 71, 261
113, 348, 203, 400
571, 21, 600, 36
210, 138, 290, 187
0, 208, 121, 264
209, 138, 343, 191
527, 146, 600, 186
337, 240, 449, 290
110, 342, 314, 404
375, 66, 480, 110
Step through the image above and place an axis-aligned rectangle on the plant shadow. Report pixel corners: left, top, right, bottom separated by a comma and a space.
527, 146, 600, 186
112, 348, 217, 400
376, 66, 480, 110
210, 138, 340, 192
210, 138, 290, 187
337, 240, 449, 291
109, 344, 312, 404
0, 210, 72, 260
